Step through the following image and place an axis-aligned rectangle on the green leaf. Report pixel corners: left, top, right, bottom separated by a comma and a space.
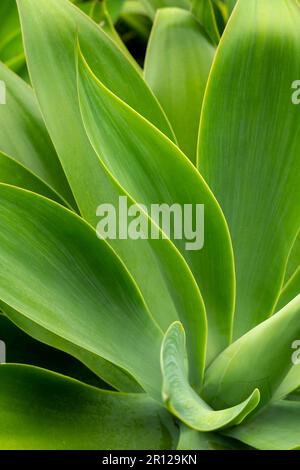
2, 302, 142, 393
77, 0, 142, 73
17, 0, 208, 384
161, 322, 260, 432
203, 295, 300, 410
17, 0, 174, 141
100, 3, 142, 74
0, 314, 108, 389
284, 232, 300, 282
77, 45, 235, 365
0, 364, 178, 450
0, 62, 74, 207
177, 424, 251, 450
0, 151, 65, 205
191, 0, 220, 45
0, 0, 25, 74
273, 366, 300, 402
198, 0, 300, 338
140, 0, 190, 20
0, 184, 163, 400
17, 0, 211, 390
276, 267, 300, 312
224, 400, 300, 450
144, 8, 215, 164
106, 0, 126, 23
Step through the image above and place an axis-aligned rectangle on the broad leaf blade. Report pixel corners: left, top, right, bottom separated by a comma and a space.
17, 0, 174, 141
198, 0, 300, 338
144, 8, 215, 164
78, 47, 235, 364
17, 0, 210, 389
2, 302, 142, 393
276, 231, 300, 309
0, 365, 178, 450
161, 322, 260, 432
224, 400, 300, 450
203, 296, 300, 410
0, 185, 163, 399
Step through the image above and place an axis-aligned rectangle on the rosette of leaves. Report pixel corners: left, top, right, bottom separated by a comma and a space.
0, 0, 299, 450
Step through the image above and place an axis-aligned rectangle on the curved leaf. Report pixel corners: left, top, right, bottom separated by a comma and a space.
78, 46, 235, 363
284, 231, 300, 283
2, 302, 142, 393
17, 0, 174, 141
0, 314, 108, 389
191, 0, 220, 45
17, 0, 209, 389
224, 400, 300, 450
203, 295, 300, 410
198, 0, 300, 338
0, 62, 74, 207
0, 151, 65, 204
0, 0, 25, 75
177, 424, 251, 450
161, 322, 260, 432
144, 8, 215, 163
0, 184, 163, 399
0, 365, 178, 450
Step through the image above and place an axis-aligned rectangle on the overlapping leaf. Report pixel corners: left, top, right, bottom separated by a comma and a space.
191, 0, 220, 45
16, 0, 210, 389
0, 62, 74, 206
0, 151, 64, 204
0, 0, 26, 75
2, 302, 142, 392
0, 314, 107, 388
161, 322, 259, 432
0, 185, 163, 399
203, 295, 300, 409
177, 424, 250, 450
273, 365, 300, 401
224, 400, 300, 450
144, 8, 215, 163
198, 0, 300, 338
0, 365, 178, 450
140, 0, 190, 19
78, 46, 235, 363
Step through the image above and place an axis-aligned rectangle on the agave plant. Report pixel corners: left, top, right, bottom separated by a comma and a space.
0, 0, 299, 450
